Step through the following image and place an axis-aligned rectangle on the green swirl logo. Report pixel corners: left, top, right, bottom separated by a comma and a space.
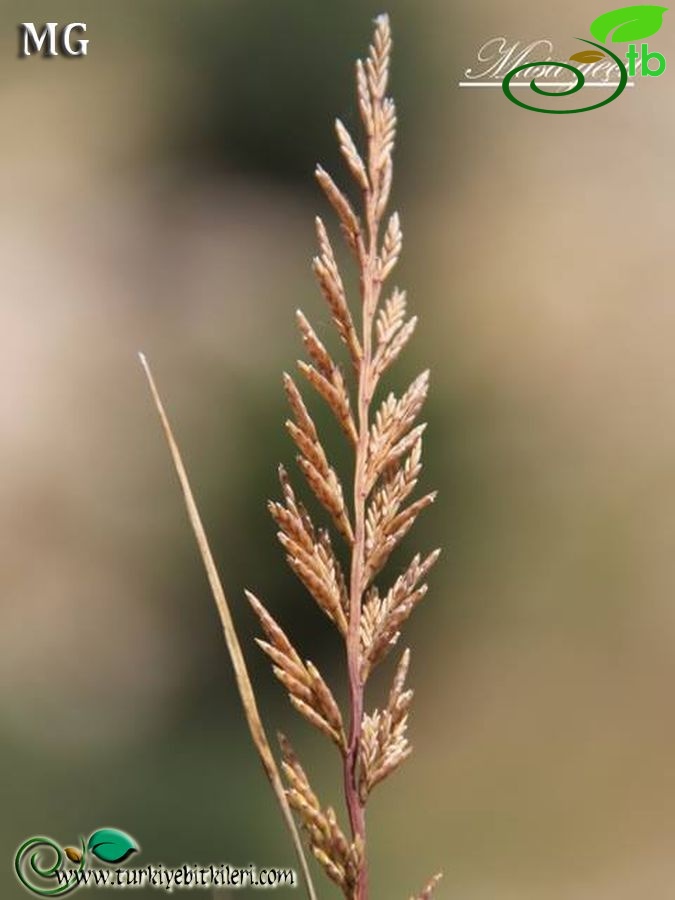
502, 5, 667, 114
14, 829, 138, 896
14, 837, 85, 897
503, 39, 628, 114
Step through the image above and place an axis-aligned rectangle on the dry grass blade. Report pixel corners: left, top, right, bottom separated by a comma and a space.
138, 353, 317, 900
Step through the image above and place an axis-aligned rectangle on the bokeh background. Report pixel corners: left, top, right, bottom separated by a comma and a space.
3, 1, 675, 897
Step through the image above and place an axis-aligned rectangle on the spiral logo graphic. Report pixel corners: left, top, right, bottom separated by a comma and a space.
502, 39, 628, 113
14, 837, 86, 897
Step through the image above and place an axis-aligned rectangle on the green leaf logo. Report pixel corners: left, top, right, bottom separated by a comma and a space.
87, 829, 138, 865
590, 5, 668, 42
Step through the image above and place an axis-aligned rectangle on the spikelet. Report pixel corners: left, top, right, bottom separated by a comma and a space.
379, 212, 403, 282
269, 465, 349, 633
410, 873, 443, 900
297, 360, 357, 449
310, 217, 362, 367
335, 118, 369, 192
365, 491, 437, 585
376, 288, 407, 345
279, 734, 363, 895
282, 370, 354, 545
364, 437, 437, 583
366, 438, 423, 553
360, 649, 414, 799
247, 592, 346, 751
366, 372, 430, 490
294, 312, 359, 443
315, 168, 361, 256
361, 549, 441, 678
359, 14, 396, 216
373, 288, 418, 383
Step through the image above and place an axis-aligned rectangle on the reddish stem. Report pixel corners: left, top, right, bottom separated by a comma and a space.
344, 177, 381, 899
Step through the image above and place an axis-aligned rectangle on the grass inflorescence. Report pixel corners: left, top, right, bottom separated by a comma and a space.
142, 15, 441, 900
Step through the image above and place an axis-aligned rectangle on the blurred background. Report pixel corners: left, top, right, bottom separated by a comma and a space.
3, 1, 675, 897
